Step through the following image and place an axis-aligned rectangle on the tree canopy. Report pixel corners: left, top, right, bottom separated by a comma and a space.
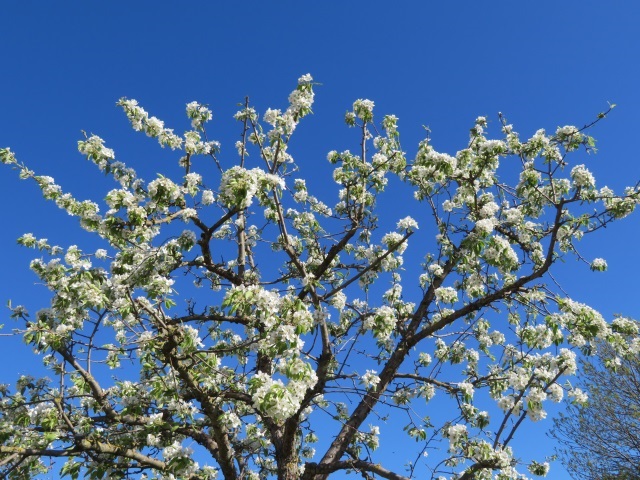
1, 75, 639, 480
552, 337, 640, 479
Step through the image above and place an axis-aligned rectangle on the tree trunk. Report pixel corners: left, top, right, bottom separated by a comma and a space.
277, 459, 300, 480
274, 425, 299, 480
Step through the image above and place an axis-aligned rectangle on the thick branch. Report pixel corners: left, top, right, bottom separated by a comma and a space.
0, 440, 166, 471
305, 459, 410, 480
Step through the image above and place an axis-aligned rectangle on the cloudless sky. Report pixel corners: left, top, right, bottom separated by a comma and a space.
1, 2, 639, 479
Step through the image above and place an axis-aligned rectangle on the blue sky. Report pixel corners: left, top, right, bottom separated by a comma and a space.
1, 2, 639, 478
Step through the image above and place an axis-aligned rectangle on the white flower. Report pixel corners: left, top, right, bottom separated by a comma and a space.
163, 440, 193, 461
442, 200, 455, 212
478, 201, 499, 219
547, 383, 564, 403
611, 317, 638, 335
298, 73, 313, 85
249, 371, 310, 423
444, 424, 467, 451
263, 108, 281, 126
503, 207, 524, 225
556, 125, 579, 137
365, 306, 397, 341
186, 101, 213, 129
28, 401, 55, 423
590, 257, 607, 271
365, 425, 380, 450
218, 166, 260, 208
526, 387, 548, 421
568, 387, 588, 405
571, 164, 595, 189
420, 383, 436, 402
288, 88, 314, 116
181, 208, 197, 221
528, 460, 550, 476
397, 216, 418, 231
145, 116, 164, 137
148, 177, 181, 203
435, 286, 458, 305
498, 395, 515, 412
382, 232, 408, 254
372, 152, 388, 168
484, 235, 519, 272
428, 263, 444, 277
353, 99, 375, 120
361, 370, 381, 390
474, 218, 497, 235
329, 291, 347, 310
201, 190, 215, 205
418, 352, 432, 366
557, 348, 578, 374
458, 382, 475, 399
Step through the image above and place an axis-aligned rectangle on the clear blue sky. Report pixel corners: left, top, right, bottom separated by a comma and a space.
1, 2, 639, 478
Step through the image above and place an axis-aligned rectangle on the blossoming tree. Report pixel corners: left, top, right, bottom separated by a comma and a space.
1, 75, 639, 480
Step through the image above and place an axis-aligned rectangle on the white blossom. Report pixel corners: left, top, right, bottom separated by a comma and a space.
353, 99, 375, 121
396, 216, 418, 231
435, 286, 458, 305
571, 164, 596, 189
201, 190, 215, 205
361, 370, 381, 390
590, 257, 607, 271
